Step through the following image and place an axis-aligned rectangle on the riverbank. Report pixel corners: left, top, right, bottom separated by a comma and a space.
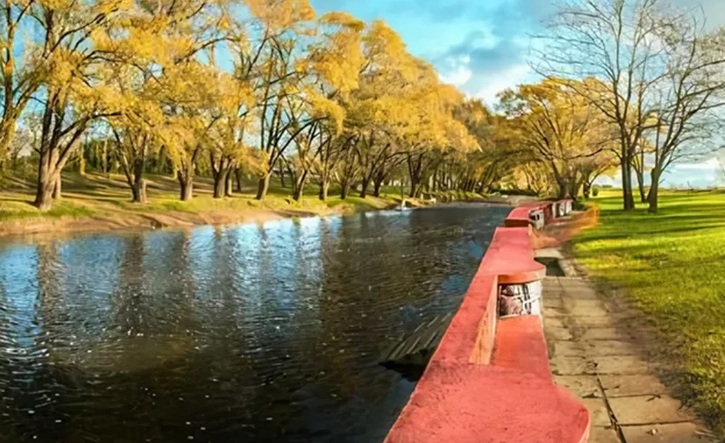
0, 172, 515, 238
572, 189, 725, 438
0, 172, 406, 238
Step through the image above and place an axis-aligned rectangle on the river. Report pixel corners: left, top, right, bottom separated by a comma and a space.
0, 205, 509, 442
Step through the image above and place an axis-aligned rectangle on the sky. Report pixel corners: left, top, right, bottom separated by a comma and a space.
311, 0, 725, 188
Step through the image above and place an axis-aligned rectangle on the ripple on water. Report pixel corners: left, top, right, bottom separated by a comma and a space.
0, 206, 509, 443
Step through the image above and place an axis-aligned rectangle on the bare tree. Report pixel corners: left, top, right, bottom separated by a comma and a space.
644, 18, 725, 212
535, 0, 675, 210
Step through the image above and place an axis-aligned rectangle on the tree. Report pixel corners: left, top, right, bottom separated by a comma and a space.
578, 151, 617, 198
498, 79, 611, 198
0, 0, 499, 208
98, 0, 230, 203
0, 1, 42, 177
644, 18, 725, 213
536, 0, 673, 210
204, 70, 263, 199
455, 100, 521, 194
238, 0, 317, 200
29, 0, 130, 210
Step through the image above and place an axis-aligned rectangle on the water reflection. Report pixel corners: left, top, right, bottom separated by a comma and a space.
0, 205, 508, 442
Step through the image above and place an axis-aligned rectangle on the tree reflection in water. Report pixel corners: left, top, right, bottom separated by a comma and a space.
0, 205, 508, 443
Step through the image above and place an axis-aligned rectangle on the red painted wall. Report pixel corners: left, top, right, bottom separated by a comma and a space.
384, 203, 590, 443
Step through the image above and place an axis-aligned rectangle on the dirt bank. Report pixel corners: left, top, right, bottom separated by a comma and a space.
0, 207, 337, 239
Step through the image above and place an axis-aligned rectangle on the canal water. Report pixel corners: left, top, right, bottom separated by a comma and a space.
0, 205, 509, 443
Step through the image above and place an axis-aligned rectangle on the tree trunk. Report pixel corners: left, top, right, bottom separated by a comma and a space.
359, 176, 371, 199
568, 178, 583, 200
409, 169, 422, 198
318, 180, 329, 201
648, 169, 661, 214
340, 182, 350, 200
621, 157, 635, 210
634, 168, 647, 203
131, 179, 147, 204
177, 166, 194, 201
101, 140, 108, 175
79, 149, 86, 177
52, 174, 62, 200
256, 173, 271, 200
178, 174, 193, 201
235, 168, 243, 193
225, 171, 233, 197
131, 159, 147, 204
278, 166, 286, 188
213, 169, 229, 199
35, 182, 55, 211
34, 147, 58, 211
556, 178, 568, 199
373, 177, 384, 198
34, 169, 56, 211
293, 171, 308, 201
407, 154, 425, 198
408, 178, 417, 198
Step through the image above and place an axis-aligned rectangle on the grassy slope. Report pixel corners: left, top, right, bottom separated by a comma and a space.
574, 190, 725, 435
0, 172, 401, 225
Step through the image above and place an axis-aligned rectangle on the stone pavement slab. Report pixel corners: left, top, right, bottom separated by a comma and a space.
546, 326, 574, 340
593, 355, 652, 375
608, 395, 695, 425
583, 397, 613, 427
581, 328, 629, 341
544, 306, 567, 318
599, 374, 668, 397
590, 427, 622, 443
551, 355, 596, 375
572, 316, 621, 327
543, 317, 566, 329
549, 340, 586, 357
581, 340, 640, 356
565, 300, 610, 317
554, 375, 601, 397
543, 274, 716, 443
620, 423, 716, 443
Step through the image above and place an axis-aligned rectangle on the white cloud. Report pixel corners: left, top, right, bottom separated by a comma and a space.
439, 64, 473, 87
472, 63, 532, 104
672, 157, 722, 171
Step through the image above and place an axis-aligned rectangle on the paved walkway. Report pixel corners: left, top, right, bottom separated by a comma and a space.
540, 254, 718, 443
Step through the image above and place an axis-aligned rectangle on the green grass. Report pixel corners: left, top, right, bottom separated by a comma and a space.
0, 198, 99, 220
574, 189, 725, 435
0, 171, 407, 226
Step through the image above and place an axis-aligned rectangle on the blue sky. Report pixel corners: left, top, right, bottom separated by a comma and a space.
312, 0, 725, 188
312, 0, 550, 103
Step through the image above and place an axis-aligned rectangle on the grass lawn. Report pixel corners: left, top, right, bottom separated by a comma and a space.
0, 172, 405, 235
574, 189, 725, 435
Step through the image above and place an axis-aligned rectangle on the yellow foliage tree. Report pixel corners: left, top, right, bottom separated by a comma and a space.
498, 78, 614, 198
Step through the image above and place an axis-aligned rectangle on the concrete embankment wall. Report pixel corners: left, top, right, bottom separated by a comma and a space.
384, 200, 590, 443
